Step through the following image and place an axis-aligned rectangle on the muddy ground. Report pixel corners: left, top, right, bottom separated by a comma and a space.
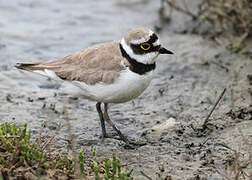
0, 0, 251, 179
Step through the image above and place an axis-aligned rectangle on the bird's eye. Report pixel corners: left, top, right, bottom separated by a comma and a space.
140, 43, 151, 50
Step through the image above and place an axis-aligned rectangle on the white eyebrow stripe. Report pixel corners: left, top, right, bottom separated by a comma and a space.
148, 30, 154, 36
153, 39, 160, 46
130, 37, 148, 45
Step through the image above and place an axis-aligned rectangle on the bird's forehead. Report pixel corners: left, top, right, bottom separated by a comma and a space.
124, 28, 156, 45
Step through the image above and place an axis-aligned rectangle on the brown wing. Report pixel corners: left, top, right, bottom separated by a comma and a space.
15, 41, 130, 85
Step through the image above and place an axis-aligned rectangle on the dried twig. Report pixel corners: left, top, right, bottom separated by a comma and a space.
35, 121, 47, 149
140, 170, 153, 180
0, 136, 21, 138
41, 122, 62, 152
63, 105, 80, 177
203, 88, 226, 127
161, 0, 251, 51
216, 141, 250, 179
163, 0, 197, 19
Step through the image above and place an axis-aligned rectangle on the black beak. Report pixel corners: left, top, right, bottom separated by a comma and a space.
159, 47, 174, 54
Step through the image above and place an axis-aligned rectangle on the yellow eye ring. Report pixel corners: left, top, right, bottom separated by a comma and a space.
140, 43, 151, 50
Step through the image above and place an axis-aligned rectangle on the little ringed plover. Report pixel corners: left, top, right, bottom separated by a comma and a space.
15, 28, 174, 146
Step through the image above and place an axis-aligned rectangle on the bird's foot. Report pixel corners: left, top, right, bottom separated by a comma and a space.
100, 133, 146, 148
124, 138, 147, 149
100, 132, 121, 141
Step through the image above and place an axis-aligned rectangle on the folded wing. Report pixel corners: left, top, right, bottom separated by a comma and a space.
15, 41, 129, 85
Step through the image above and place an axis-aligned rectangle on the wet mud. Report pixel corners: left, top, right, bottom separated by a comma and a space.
0, 0, 251, 179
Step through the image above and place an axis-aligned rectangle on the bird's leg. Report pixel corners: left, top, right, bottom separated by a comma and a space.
96, 102, 107, 138
102, 103, 146, 148
103, 103, 130, 144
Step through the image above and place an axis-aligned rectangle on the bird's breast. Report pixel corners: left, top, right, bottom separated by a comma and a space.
70, 68, 154, 103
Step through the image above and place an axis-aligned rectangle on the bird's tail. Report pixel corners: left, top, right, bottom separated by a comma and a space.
15, 61, 46, 71
15, 61, 63, 81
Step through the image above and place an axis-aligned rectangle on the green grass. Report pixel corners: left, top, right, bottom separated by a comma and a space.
0, 122, 133, 179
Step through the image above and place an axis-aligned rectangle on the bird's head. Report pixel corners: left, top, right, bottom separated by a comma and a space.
120, 28, 173, 65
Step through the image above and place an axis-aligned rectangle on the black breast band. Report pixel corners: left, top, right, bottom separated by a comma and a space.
119, 44, 156, 75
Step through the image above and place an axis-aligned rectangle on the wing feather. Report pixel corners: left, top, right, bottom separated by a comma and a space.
15, 41, 129, 85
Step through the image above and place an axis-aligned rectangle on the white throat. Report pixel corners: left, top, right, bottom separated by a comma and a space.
120, 38, 159, 65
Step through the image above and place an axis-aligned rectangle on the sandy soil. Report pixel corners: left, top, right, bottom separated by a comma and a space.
0, 0, 251, 179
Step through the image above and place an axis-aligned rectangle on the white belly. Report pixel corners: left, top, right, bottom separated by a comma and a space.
63, 68, 153, 103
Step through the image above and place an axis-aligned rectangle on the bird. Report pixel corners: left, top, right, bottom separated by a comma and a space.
15, 28, 173, 146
